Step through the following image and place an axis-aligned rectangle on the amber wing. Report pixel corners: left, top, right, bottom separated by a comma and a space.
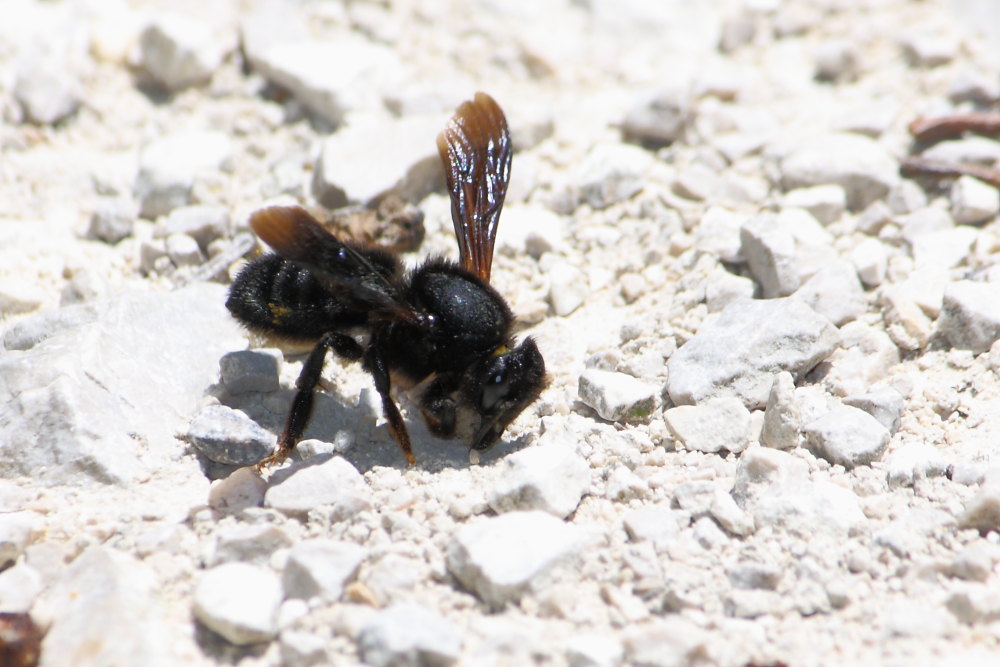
436, 92, 512, 283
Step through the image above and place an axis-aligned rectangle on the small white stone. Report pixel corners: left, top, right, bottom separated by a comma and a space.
848, 237, 889, 287
490, 444, 590, 518
244, 36, 403, 126
13, 51, 82, 125
165, 232, 204, 267
802, 405, 890, 469
446, 511, 592, 607
694, 206, 746, 263
951, 175, 1000, 226
547, 262, 588, 317
575, 143, 652, 209
623, 618, 709, 667
939, 281, 1000, 353
901, 30, 959, 67
357, 603, 461, 667
280, 631, 329, 667
566, 634, 624, 667
623, 506, 681, 550
761, 371, 800, 450
780, 132, 899, 210
578, 369, 657, 423
264, 455, 371, 519
709, 488, 755, 537
210, 524, 292, 566
950, 543, 998, 582
193, 562, 282, 645
138, 14, 234, 91
791, 259, 866, 326
0, 563, 43, 613
664, 397, 752, 453
311, 115, 443, 208
208, 467, 267, 511
283, 539, 365, 602
497, 205, 567, 259
814, 39, 858, 82
946, 584, 1000, 624
782, 185, 846, 224
0, 511, 44, 568
134, 131, 232, 218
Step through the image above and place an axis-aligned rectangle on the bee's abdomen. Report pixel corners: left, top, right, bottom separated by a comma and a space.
226, 254, 366, 339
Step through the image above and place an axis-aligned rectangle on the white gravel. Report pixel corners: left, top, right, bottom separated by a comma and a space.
3, 0, 1000, 665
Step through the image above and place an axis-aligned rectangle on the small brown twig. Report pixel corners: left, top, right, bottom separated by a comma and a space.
899, 156, 1000, 189
908, 112, 1000, 143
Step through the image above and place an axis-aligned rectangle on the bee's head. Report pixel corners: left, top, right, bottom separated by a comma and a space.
464, 337, 547, 451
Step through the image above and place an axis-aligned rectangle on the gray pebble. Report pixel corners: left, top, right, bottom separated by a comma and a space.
694, 206, 745, 263
265, 455, 371, 519
666, 297, 839, 410
490, 444, 590, 518
959, 482, 1000, 532
729, 562, 781, 590
284, 539, 365, 602
802, 405, 890, 469
220, 349, 282, 395
187, 405, 275, 466
814, 39, 859, 82
946, 584, 1000, 624
578, 369, 657, 422
446, 511, 591, 608
939, 280, 1000, 353
193, 562, 282, 645
622, 88, 689, 148
358, 603, 461, 667
87, 197, 137, 244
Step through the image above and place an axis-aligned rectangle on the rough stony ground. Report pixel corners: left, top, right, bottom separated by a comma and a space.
3, 0, 1000, 665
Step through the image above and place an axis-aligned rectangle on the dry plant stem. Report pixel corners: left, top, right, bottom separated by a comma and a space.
900, 156, 1000, 189
908, 113, 1000, 143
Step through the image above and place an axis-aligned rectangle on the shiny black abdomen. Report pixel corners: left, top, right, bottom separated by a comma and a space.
226, 254, 369, 339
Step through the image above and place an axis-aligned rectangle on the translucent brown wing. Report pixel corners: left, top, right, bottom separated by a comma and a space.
436, 92, 512, 283
249, 206, 426, 326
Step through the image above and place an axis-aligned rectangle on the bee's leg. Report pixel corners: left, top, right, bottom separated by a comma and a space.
257, 332, 362, 470
363, 344, 416, 465
419, 374, 459, 438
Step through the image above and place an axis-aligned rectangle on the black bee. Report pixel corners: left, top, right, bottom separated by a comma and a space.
226, 92, 547, 466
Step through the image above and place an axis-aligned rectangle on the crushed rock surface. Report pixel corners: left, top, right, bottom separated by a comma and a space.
3, 0, 1000, 665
